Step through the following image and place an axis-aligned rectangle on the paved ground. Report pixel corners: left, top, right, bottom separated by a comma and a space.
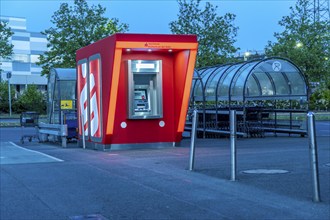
0, 124, 329, 220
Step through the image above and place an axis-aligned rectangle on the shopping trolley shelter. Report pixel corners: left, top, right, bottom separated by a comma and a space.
190, 57, 309, 138
76, 33, 198, 149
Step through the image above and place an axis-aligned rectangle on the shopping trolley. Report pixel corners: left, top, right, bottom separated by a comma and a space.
20, 111, 39, 144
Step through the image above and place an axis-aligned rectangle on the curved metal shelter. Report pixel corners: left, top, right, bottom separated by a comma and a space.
192, 57, 308, 103
189, 57, 309, 138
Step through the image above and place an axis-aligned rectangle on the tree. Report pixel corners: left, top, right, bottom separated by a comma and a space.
0, 20, 14, 73
0, 81, 15, 113
37, 0, 129, 76
265, 0, 330, 84
169, 0, 239, 68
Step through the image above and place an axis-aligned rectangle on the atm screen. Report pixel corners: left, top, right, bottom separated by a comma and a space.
134, 89, 147, 100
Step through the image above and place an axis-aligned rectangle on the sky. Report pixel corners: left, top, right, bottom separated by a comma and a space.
1, 0, 296, 52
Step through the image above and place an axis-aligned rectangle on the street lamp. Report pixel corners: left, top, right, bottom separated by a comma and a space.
244, 51, 251, 61
6, 72, 12, 116
296, 42, 303, 48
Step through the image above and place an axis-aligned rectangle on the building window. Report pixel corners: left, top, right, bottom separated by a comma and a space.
30, 54, 40, 63
12, 54, 30, 63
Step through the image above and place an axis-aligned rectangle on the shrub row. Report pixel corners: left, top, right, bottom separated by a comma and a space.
0, 82, 46, 114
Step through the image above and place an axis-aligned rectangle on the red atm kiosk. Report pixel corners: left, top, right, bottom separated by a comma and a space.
76, 33, 198, 150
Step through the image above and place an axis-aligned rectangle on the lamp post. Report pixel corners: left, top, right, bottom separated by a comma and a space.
6, 72, 12, 116
244, 51, 251, 61
295, 42, 303, 48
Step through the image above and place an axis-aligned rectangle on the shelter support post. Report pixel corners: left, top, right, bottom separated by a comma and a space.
80, 115, 86, 149
230, 110, 237, 181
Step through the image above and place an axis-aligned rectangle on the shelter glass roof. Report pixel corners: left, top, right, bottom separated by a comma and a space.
191, 57, 308, 102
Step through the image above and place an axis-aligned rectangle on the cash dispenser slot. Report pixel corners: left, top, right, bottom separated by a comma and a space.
128, 60, 163, 119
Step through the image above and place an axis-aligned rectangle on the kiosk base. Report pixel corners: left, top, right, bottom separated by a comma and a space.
78, 140, 180, 151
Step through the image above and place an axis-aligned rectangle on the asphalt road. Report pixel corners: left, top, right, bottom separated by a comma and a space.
0, 122, 329, 220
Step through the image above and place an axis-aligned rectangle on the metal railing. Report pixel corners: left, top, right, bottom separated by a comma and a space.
38, 122, 68, 147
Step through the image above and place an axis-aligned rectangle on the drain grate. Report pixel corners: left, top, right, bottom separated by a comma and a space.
69, 214, 108, 220
242, 169, 289, 174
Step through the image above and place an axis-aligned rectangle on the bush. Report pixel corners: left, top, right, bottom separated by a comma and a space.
309, 81, 330, 111
12, 85, 46, 114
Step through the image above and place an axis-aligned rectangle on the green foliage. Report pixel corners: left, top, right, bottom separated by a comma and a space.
309, 81, 330, 110
0, 81, 15, 113
169, 0, 239, 68
265, 0, 330, 84
0, 20, 14, 73
13, 85, 46, 114
37, 0, 129, 76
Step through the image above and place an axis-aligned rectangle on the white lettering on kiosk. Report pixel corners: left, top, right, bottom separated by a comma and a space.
80, 63, 88, 136
89, 73, 99, 137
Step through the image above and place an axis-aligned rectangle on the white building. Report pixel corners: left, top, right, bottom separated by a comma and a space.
0, 16, 48, 93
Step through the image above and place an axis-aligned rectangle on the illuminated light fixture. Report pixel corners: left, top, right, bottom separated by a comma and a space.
244, 51, 251, 57
136, 63, 155, 69
126, 48, 131, 52
296, 42, 303, 48
148, 49, 152, 52
244, 51, 251, 61
168, 49, 173, 52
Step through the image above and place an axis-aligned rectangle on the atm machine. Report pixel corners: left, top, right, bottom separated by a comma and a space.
128, 60, 162, 119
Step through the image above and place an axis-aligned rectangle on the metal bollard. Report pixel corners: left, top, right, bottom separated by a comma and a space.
230, 110, 237, 181
189, 109, 198, 171
307, 112, 321, 202
81, 114, 86, 149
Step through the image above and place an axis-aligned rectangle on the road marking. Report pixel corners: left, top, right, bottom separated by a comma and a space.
242, 169, 289, 174
9, 141, 63, 162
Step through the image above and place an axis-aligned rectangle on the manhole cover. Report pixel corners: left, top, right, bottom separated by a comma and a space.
242, 169, 289, 174
69, 214, 108, 220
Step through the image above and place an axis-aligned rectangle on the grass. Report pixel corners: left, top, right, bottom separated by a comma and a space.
0, 113, 47, 127
269, 112, 330, 121
0, 113, 47, 119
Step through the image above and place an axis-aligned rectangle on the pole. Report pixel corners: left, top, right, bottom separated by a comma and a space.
8, 77, 12, 116
230, 110, 237, 181
189, 109, 198, 171
81, 114, 86, 149
307, 112, 321, 202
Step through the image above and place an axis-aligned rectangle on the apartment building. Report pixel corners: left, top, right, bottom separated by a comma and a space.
0, 16, 48, 93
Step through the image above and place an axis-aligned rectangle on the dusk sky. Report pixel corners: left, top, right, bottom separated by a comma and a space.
1, 0, 296, 52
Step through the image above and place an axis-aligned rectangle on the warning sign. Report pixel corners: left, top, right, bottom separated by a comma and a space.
61, 100, 73, 109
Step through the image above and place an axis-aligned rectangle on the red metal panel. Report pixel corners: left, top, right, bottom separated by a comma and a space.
89, 57, 102, 139
114, 33, 197, 43
110, 52, 175, 144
